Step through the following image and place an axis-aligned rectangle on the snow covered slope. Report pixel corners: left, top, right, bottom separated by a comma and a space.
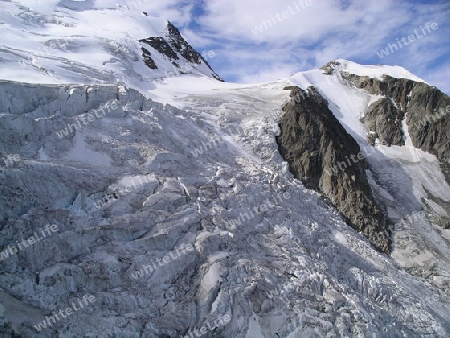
326, 59, 426, 83
289, 61, 450, 294
0, 0, 221, 88
1, 76, 450, 337
1, 1, 450, 337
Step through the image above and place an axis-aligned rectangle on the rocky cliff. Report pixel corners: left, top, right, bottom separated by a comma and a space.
325, 62, 450, 165
276, 86, 390, 252
140, 22, 223, 81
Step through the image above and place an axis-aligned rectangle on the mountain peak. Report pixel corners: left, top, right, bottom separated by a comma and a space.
0, 1, 222, 86
139, 20, 223, 81
321, 59, 425, 83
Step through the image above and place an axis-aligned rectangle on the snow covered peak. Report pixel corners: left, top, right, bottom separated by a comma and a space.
322, 59, 426, 83
0, 0, 222, 87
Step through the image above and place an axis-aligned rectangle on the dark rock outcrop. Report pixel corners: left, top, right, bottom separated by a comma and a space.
342, 74, 415, 112
141, 37, 179, 61
139, 21, 223, 81
340, 72, 449, 163
405, 83, 450, 162
320, 60, 341, 75
166, 22, 202, 64
276, 86, 390, 252
361, 98, 404, 146
141, 47, 157, 70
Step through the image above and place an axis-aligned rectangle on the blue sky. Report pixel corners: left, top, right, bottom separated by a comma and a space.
140, 0, 449, 92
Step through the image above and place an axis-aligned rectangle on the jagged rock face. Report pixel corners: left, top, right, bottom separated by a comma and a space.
276, 86, 390, 252
139, 22, 224, 81
406, 83, 450, 162
342, 73, 449, 163
362, 98, 404, 146
140, 47, 158, 70
343, 74, 415, 112
166, 22, 204, 65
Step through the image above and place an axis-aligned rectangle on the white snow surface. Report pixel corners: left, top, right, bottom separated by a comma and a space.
0, 0, 218, 88
333, 59, 426, 83
0, 1, 449, 337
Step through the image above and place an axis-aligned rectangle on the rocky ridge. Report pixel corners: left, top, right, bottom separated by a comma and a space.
322, 61, 450, 165
276, 86, 390, 253
140, 22, 223, 81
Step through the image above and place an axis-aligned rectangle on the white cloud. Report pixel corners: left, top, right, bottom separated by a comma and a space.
186, 0, 449, 90
198, 0, 406, 44
425, 66, 450, 94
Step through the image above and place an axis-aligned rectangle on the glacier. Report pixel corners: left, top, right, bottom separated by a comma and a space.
0, 1, 449, 337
